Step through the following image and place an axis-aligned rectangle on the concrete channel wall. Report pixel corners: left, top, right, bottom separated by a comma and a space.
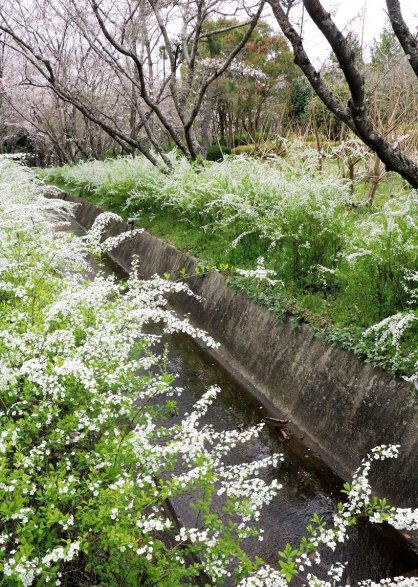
52, 192, 418, 506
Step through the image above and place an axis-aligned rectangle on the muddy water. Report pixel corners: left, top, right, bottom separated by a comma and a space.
68, 216, 418, 584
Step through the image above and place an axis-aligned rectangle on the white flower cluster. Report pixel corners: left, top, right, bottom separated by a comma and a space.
365, 312, 417, 348
4, 542, 80, 586
81, 210, 144, 254
237, 256, 281, 286
363, 311, 417, 379
305, 561, 346, 587
285, 445, 418, 587
237, 565, 288, 586
371, 507, 418, 531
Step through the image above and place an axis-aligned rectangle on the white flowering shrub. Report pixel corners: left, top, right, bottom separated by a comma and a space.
240, 445, 418, 587
44, 154, 166, 214
41, 151, 417, 378
50, 151, 349, 283
338, 193, 418, 376
5, 157, 418, 586
0, 157, 282, 585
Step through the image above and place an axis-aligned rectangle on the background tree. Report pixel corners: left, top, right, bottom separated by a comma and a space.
0, 0, 265, 167
371, 24, 403, 71
197, 19, 300, 156
268, 0, 418, 188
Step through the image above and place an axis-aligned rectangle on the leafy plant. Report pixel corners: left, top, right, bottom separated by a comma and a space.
40, 148, 418, 378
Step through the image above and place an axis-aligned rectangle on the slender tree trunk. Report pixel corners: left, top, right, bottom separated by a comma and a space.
367, 156, 383, 205
200, 86, 215, 158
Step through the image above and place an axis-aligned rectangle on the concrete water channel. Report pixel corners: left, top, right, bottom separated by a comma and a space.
64, 208, 418, 585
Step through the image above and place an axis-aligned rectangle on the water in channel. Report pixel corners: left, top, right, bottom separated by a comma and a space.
68, 216, 418, 584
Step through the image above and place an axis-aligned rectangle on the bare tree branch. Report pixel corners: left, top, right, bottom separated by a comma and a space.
199, 19, 254, 39
269, 0, 418, 188
90, 0, 188, 158
386, 0, 418, 80
185, 0, 266, 132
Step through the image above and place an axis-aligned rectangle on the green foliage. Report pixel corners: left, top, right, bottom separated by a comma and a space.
231, 140, 286, 157
307, 80, 350, 140
41, 149, 418, 378
287, 77, 313, 123
371, 24, 403, 71
231, 144, 258, 155
206, 144, 231, 161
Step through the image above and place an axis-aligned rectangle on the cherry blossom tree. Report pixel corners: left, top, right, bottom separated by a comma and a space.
0, 0, 265, 166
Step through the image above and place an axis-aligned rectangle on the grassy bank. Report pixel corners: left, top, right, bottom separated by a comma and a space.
3, 156, 293, 585
40, 150, 418, 380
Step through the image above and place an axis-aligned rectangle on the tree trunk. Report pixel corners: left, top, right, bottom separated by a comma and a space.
367, 156, 383, 205
268, 0, 418, 188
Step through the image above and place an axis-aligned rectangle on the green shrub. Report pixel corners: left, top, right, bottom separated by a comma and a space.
206, 144, 231, 161
41, 149, 418, 377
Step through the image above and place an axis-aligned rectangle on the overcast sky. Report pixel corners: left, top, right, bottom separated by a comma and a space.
264, 0, 418, 65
